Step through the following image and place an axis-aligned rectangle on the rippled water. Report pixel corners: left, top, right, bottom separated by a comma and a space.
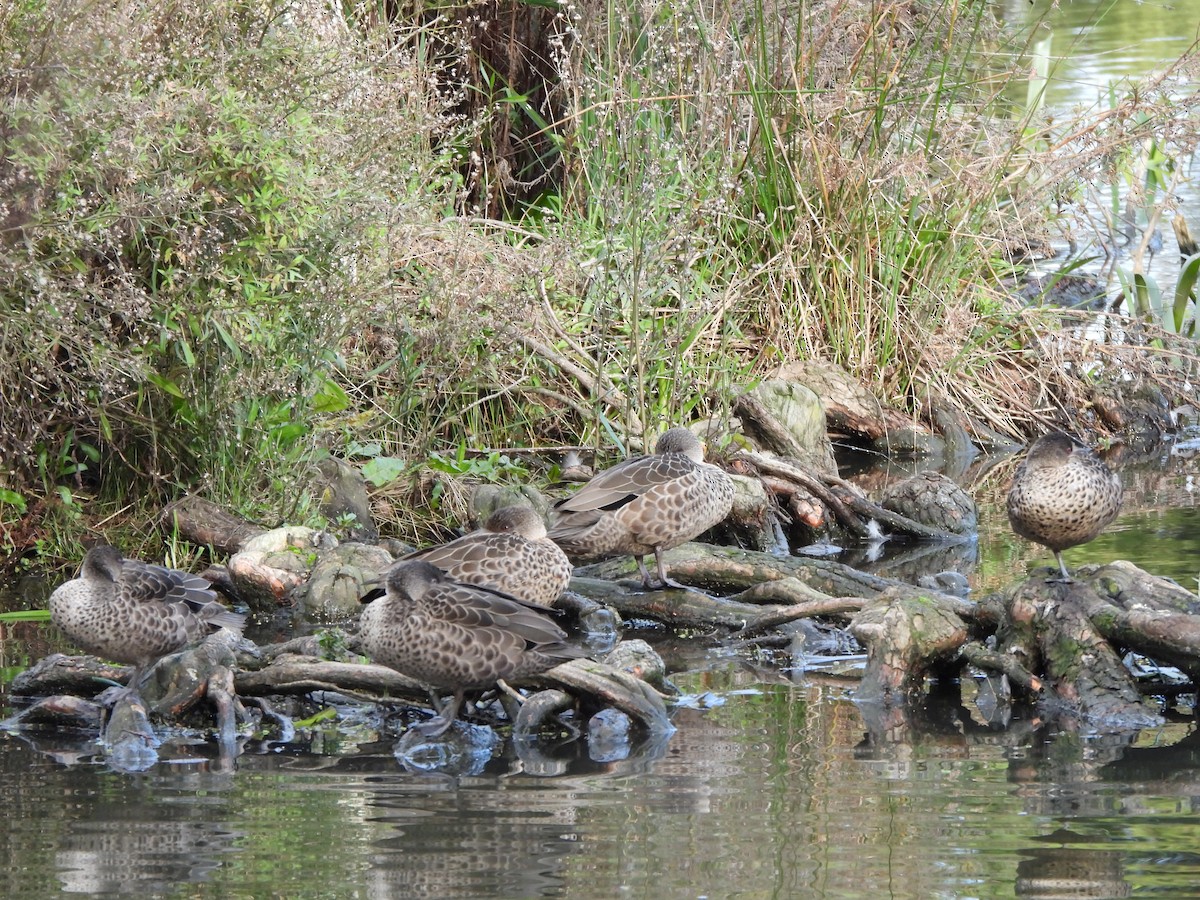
5, 665, 1200, 898
3, 445, 1199, 898
1001, 0, 1200, 290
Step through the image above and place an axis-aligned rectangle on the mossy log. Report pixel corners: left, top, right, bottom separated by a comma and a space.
851, 587, 972, 705
980, 561, 1200, 728
576, 541, 892, 597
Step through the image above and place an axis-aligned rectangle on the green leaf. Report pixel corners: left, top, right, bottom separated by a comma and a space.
361, 456, 407, 487
0, 489, 28, 514
0, 609, 52, 622
146, 372, 185, 399
1173, 252, 1200, 333
313, 378, 349, 414
293, 707, 338, 728
211, 319, 242, 358
273, 422, 309, 445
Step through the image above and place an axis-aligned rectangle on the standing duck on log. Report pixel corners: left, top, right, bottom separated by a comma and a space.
48, 544, 246, 696
1006, 431, 1123, 582
358, 560, 585, 737
547, 426, 735, 590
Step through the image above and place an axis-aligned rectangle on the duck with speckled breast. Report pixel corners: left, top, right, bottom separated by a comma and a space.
1006, 431, 1122, 582
49, 544, 245, 697
357, 560, 586, 737
547, 427, 735, 590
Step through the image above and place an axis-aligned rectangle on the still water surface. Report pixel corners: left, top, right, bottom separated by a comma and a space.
1003, 0, 1200, 291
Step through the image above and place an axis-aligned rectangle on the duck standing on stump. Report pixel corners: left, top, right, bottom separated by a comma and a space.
402, 505, 571, 608
1006, 431, 1123, 582
358, 560, 584, 737
547, 426, 735, 590
49, 544, 246, 696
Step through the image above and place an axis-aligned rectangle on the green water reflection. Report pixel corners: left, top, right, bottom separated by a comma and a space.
5, 667, 1200, 898
1002, 0, 1200, 110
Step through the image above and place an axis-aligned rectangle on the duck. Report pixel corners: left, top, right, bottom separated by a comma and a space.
48, 544, 246, 694
402, 505, 571, 607
1006, 431, 1122, 581
357, 559, 584, 737
547, 426, 735, 589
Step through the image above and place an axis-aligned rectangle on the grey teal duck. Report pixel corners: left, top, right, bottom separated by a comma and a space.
403, 505, 572, 607
547, 426, 735, 589
358, 559, 584, 737
1006, 431, 1122, 581
49, 545, 246, 693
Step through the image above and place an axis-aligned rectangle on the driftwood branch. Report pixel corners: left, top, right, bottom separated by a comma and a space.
161, 495, 268, 556
739, 450, 963, 542
960, 641, 1044, 695
740, 451, 870, 536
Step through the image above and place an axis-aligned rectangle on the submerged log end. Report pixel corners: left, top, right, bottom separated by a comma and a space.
850, 589, 969, 706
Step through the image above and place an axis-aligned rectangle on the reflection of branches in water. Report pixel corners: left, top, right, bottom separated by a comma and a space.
361, 732, 671, 899
848, 536, 980, 585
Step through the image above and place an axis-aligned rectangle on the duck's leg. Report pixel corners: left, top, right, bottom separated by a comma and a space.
635, 555, 655, 588
120, 664, 147, 700
1053, 551, 1075, 583
650, 548, 690, 591
425, 689, 446, 716
414, 689, 464, 737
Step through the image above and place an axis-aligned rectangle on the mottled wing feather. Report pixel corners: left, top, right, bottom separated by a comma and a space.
553, 454, 696, 513
424, 582, 569, 645
409, 533, 516, 569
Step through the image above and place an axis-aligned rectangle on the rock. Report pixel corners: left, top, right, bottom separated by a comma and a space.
313, 457, 378, 541
296, 541, 395, 620
603, 639, 667, 690
588, 708, 634, 762
470, 484, 551, 523
392, 722, 500, 775
917, 571, 972, 598
554, 592, 622, 649
227, 526, 330, 612
1014, 271, 1107, 309
879, 471, 978, 536
770, 359, 910, 443
874, 424, 945, 458
0, 693, 105, 731
734, 380, 837, 473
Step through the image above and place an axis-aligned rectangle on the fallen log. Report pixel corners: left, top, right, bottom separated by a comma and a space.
235, 655, 427, 701
160, 495, 268, 555
575, 541, 892, 598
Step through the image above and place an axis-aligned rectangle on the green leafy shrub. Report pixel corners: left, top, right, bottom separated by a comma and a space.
0, 0, 439, 524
